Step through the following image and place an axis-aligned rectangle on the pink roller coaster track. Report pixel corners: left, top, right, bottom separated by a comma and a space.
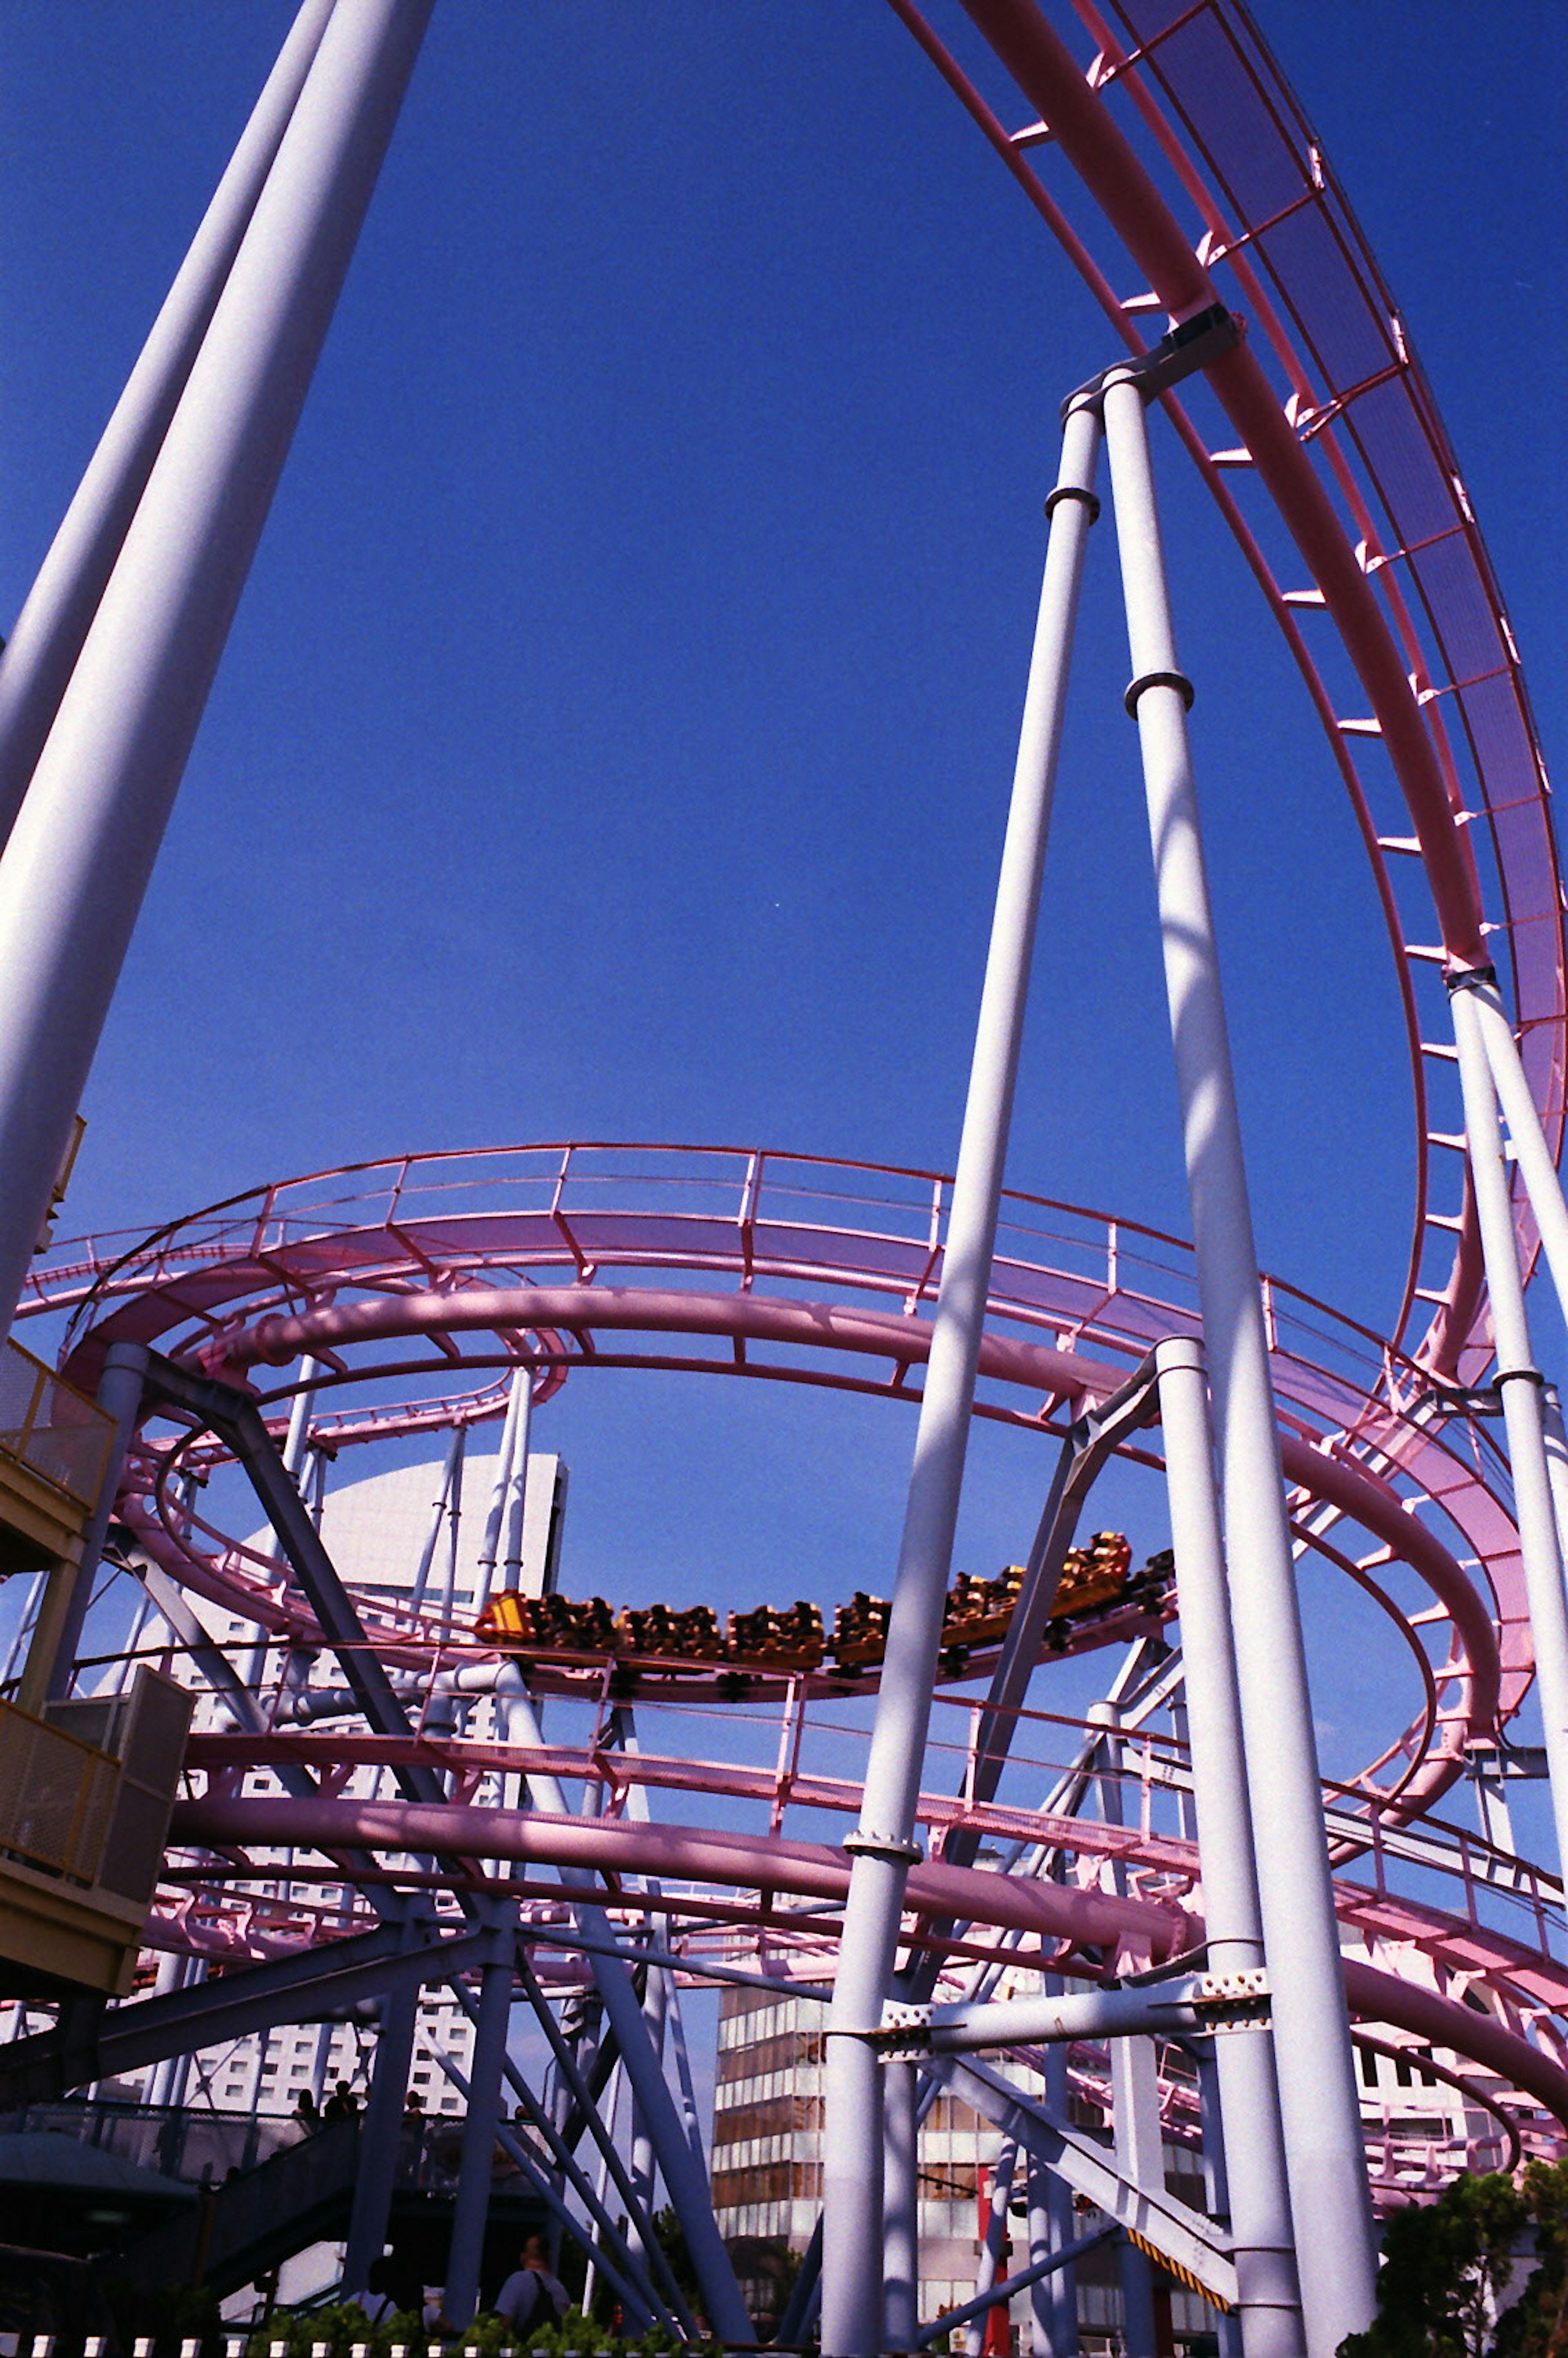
8, 0, 1564, 2325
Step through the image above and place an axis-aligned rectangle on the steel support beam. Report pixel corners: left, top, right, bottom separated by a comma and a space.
496, 1673, 749, 2341
1155, 1339, 1302, 2358
144, 1351, 446, 1808
0, 1919, 499, 2105
922, 2229, 1116, 2351
0, 0, 337, 847
0, 0, 432, 1335
512, 1952, 693, 2339
822, 392, 1103, 2358
877, 1975, 1260, 2057
38, 1341, 147, 1702
1100, 360, 1376, 2350
474, 2001, 678, 2335
883, 2055, 920, 2354
341, 1975, 419, 2292
934, 2053, 1236, 2312
1034, 2033, 1079, 2358
1450, 976, 1568, 1879
444, 1923, 517, 2325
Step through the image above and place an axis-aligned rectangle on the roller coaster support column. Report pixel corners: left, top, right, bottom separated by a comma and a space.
474, 1366, 530, 1611
884, 2055, 920, 2352
282, 1356, 325, 1484
1450, 974, 1568, 1878
0, 0, 433, 1340
1087, 1698, 1157, 2357
341, 1975, 420, 2294
1099, 340, 1376, 2352
626, 1935, 670, 2262
1155, 1337, 1301, 2358
31, 1338, 147, 1706
1460, 973, 1568, 1338
501, 1366, 535, 1592
494, 1669, 750, 2343
445, 1903, 518, 2326
1029, 1988, 1078, 2358
0, 0, 336, 846
821, 393, 1102, 2358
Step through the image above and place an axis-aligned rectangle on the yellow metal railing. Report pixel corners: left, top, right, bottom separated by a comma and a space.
0, 1335, 113, 1510
0, 1701, 118, 1882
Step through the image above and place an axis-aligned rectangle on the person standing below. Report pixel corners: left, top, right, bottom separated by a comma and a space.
346, 2255, 403, 2325
493, 2236, 570, 2336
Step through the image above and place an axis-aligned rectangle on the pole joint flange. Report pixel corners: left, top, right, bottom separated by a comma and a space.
843, 1827, 924, 1865
1417, 1380, 1506, 1420
1125, 669, 1195, 718
1043, 483, 1101, 524
1444, 963, 1500, 996
1194, 1967, 1271, 2032
1062, 301, 1241, 421
872, 2001, 933, 2057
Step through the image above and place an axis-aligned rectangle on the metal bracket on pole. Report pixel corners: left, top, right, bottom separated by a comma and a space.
1416, 1381, 1507, 1421
1061, 302, 1241, 421
1466, 1740, 1551, 1783
871, 1970, 1270, 2059
843, 1828, 924, 1865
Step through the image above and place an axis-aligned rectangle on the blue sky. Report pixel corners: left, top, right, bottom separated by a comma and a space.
0, 2, 1564, 1803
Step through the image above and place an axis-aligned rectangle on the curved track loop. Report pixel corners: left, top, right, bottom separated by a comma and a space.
19, 0, 1568, 2232
893, 0, 1562, 1380
47, 1143, 1521, 1814
33, 1137, 1568, 2171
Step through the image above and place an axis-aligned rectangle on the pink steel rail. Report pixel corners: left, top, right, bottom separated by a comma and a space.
892, 0, 1562, 1384
19, 0, 1565, 2204
37, 1142, 1528, 1827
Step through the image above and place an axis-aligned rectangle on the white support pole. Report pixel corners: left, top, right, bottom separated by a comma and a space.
1085, 1700, 1157, 2357
1155, 1338, 1302, 2358
1466, 975, 1568, 1339
822, 396, 1103, 2358
1541, 1392, 1568, 1626
883, 2057, 920, 2355
39, 1337, 148, 1702
1033, 1997, 1078, 2358
499, 1368, 534, 1594
1195, 2047, 1243, 2358
282, 1356, 325, 1484
494, 1668, 751, 2343
0, 0, 433, 1338
409, 1422, 465, 1611
1450, 978, 1568, 1876
436, 1424, 467, 1629
474, 1368, 527, 1608
626, 1933, 670, 2260
1111, 2042, 1160, 2358
0, 0, 337, 846
1100, 368, 1376, 2354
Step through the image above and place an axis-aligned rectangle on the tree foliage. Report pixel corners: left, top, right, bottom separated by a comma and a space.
1340, 2164, 1568, 2358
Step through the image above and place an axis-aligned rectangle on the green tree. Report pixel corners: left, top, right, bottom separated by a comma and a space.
1339, 2174, 1526, 2358
1494, 2160, 1568, 2357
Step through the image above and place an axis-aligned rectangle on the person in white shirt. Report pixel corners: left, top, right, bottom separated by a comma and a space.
347, 2256, 402, 2325
493, 2236, 570, 2336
